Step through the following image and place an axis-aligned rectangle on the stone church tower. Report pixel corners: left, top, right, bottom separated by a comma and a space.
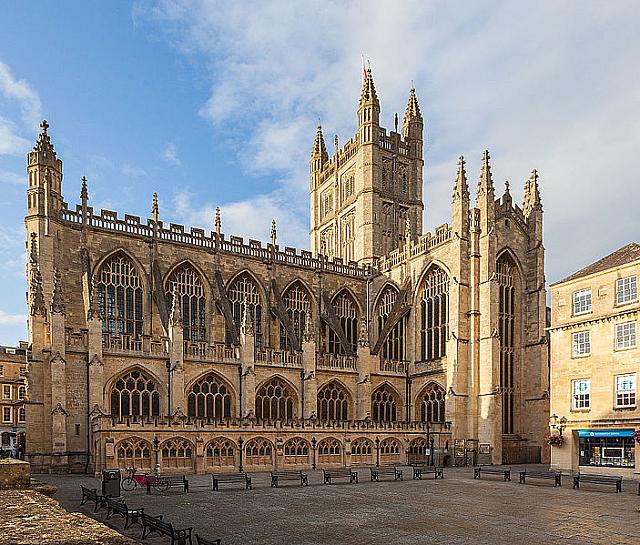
310, 69, 424, 264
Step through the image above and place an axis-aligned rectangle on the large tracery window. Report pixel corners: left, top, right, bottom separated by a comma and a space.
497, 255, 516, 435
280, 283, 311, 351
420, 267, 449, 361
418, 383, 446, 423
166, 264, 206, 342
161, 438, 194, 469
116, 437, 152, 470
110, 368, 160, 420
327, 291, 358, 355
205, 438, 236, 468
227, 274, 263, 348
283, 437, 310, 465
255, 377, 295, 420
187, 373, 232, 420
317, 438, 342, 465
96, 253, 143, 339
317, 381, 349, 421
372, 384, 399, 422
376, 287, 406, 361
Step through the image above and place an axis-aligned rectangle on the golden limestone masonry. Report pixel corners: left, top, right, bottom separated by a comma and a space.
24, 70, 549, 475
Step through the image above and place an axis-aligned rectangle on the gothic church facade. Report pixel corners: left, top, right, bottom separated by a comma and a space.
24, 70, 549, 474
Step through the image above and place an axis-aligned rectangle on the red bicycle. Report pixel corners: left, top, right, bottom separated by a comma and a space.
121, 467, 170, 492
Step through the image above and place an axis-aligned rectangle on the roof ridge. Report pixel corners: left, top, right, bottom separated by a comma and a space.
553, 242, 640, 285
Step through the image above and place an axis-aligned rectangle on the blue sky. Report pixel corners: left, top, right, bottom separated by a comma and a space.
1, 1, 639, 345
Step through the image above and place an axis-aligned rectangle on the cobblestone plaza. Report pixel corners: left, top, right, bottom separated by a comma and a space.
39, 467, 640, 545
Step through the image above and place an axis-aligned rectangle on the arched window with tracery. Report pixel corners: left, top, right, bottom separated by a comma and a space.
342, 212, 356, 263
187, 373, 232, 420
166, 264, 206, 342
283, 437, 310, 465
376, 287, 406, 361
326, 291, 358, 355
418, 383, 446, 423
227, 273, 263, 348
110, 368, 160, 420
372, 384, 399, 422
408, 438, 428, 465
255, 377, 295, 420
116, 437, 152, 470
497, 254, 517, 434
380, 438, 402, 465
350, 437, 374, 465
280, 283, 311, 350
205, 437, 236, 468
317, 438, 342, 465
420, 267, 449, 361
244, 437, 273, 466
96, 253, 143, 339
317, 381, 349, 421
161, 438, 194, 469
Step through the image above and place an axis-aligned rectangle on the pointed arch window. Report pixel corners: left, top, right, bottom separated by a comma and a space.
317, 437, 342, 465
110, 368, 159, 420
497, 254, 516, 434
317, 381, 349, 421
245, 437, 273, 466
372, 384, 399, 422
284, 437, 310, 465
166, 264, 206, 342
342, 212, 356, 263
116, 438, 152, 470
380, 438, 402, 464
205, 437, 236, 468
376, 287, 406, 361
96, 253, 143, 339
327, 291, 358, 355
227, 274, 262, 348
280, 283, 311, 350
187, 373, 232, 420
255, 377, 295, 420
161, 438, 193, 469
418, 383, 446, 423
420, 267, 449, 361
350, 437, 374, 465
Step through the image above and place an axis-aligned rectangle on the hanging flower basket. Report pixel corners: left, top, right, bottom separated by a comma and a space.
544, 432, 564, 447
634, 429, 640, 444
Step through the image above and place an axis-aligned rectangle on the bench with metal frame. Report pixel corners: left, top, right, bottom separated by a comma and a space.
196, 535, 222, 545
370, 466, 403, 482
519, 469, 562, 487
572, 473, 623, 493
473, 466, 511, 482
322, 468, 358, 484
211, 472, 252, 491
412, 465, 444, 480
105, 497, 143, 530
80, 485, 109, 513
146, 475, 189, 495
270, 470, 309, 487
141, 512, 193, 545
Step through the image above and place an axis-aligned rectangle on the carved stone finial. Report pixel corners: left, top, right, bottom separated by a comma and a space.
403, 85, 422, 123
215, 207, 221, 235
523, 169, 542, 217
51, 268, 65, 314
270, 219, 277, 247
452, 155, 469, 201
152, 192, 159, 223
476, 149, 495, 200
311, 124, 329, 163
170, 289, 183, 328
358, 319, 370, 348
40, 119, 49, 133
80, 176, 88, 203
334, 134, 339, 154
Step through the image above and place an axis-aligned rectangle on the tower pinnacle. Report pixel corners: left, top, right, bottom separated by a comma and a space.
310, 124, 329, 162
403, 85, 422, 123
523, 169, 542, 216
152, 192, 159, 223
359, 68, 379, 108
476, 150, 495, 199
452, 155, 469, 201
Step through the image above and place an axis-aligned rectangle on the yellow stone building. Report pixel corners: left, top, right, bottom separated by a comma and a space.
550, 243, 640, 476
0, 344, 28, 456
24, 70, 549, 474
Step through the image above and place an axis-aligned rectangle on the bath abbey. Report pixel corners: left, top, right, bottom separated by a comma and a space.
23, 69, 549, 474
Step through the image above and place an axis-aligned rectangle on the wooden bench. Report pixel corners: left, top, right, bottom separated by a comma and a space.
195, 535, 221, 545
80, 485, 109, 513
323, 468, 358, 484
271, 470, 309, 487
412, 465, 444, 480
572, 473, 622, 493
473, 466, 511, 482
146, 475, 189, 494
211, 472, 252, 491
519, 469, 561, 487
105, 497, 143, 530
370, 466, 403, 482
141, 512, 193, 545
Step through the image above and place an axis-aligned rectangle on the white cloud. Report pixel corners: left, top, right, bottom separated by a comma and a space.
144, 1, 640, 283
0, 61, 42, 127
121, 164, 149, 178
0, 170, 24, 185
0, 309, 26, 327
0, 117, 30, 155
163, 142, 181, 166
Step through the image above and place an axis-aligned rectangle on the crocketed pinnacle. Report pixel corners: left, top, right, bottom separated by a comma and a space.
403, 85, 422, 123
359, 68, 379, 109
33, 119, 56, 157
51, 268, 65, 314
80, 176, 88, 202
311, 124, 329, 162
523, 169, 542, 216
152, 192, 159, 223
476, 150, 495, 199
30, 267, 46, 317
452, 155, 469, 201
271, 219, 277, 246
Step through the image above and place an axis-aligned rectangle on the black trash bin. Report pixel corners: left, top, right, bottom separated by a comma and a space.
102, 468, 121, 497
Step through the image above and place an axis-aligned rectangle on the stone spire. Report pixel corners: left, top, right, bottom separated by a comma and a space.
152, 192, 159, 223
270, 219, 277, 246
476, 150, 495, 200
452, 155, 469, 201
359, 67, 379, 109
169, 290, 183, 327
311, 124, 329, 162
51, 268, 65, 314
523, 169, 542, 216
403, 84, 422, 123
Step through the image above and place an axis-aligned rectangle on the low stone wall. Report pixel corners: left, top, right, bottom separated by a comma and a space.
0, 458, 30, 490
0, 489, 137, 545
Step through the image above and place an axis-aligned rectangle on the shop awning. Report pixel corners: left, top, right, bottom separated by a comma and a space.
577, 429, 634, 438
